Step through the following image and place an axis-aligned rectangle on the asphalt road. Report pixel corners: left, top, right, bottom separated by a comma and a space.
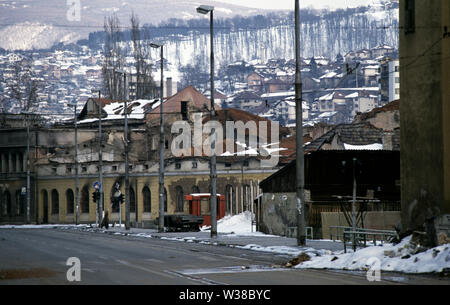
0, 229, 447, 285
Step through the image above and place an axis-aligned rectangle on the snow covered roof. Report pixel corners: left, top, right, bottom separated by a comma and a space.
318, 93, 334, 101
345, 92, 359, 99
344, 143, 383, 150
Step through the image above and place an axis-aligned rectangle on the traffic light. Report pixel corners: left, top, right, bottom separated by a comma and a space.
119, 193, 124, 204
92, 190, 100, 203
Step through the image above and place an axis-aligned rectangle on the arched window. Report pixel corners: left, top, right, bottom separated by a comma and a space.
175, 186, 184, 213
191, 185, 200, 194
3, 191, 11, 216
129, 187, 136, 213
142, 186, 151, 213
42, 190, 48, 223
225, 185, 234, 215
164, 187, 167, 212
111, 181, 121, 213
51, 189, 59, 215
80, 185, 89, 214
15, 190, 22, 215
66, 189, 74, 215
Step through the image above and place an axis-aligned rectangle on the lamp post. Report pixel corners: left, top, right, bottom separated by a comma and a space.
150, 42, 165, 232
116, 69, 130, 230
196, 4, 217, 238
295, 0, 306, 246
92, 89, 103, 227
68, 101, 79, 225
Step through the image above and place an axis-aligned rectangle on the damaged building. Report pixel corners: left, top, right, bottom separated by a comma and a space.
0, 86, 294, 227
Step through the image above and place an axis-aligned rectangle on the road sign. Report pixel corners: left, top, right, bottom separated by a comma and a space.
93, 181, 101, 190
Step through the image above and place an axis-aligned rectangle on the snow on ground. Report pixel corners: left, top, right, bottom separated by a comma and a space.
295, 236, 450, 274
200, 211, 270, 236
0, 224, 89, 229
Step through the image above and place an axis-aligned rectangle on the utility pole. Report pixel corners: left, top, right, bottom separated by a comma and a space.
150, 43, 165, 232
69, 101, 79, 225
197, 4, 217, 238
295, 0, 306, 246
123, 72, 130, 230
92, 90, 103, 227
25, 111, 31, 224
352, 157, 357, 250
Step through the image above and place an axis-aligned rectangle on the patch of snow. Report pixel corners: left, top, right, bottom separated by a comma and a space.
201, 211, 270, 236
296, 236, 450, 274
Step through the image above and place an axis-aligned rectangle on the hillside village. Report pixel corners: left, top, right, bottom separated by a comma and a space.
0, 42, 398, 127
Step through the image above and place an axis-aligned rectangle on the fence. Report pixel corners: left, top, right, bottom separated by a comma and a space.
329, 226, 397, 253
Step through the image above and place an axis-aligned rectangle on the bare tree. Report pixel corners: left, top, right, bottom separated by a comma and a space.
8, 58, 39, 112
102, 14, 125, 100
130, 12, 156, 99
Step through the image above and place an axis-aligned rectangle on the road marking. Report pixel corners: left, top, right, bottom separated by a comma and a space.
198, 256, 220, 262
115, 259, 176, 280
145, 258, 164, 264
165, 270, 228, 285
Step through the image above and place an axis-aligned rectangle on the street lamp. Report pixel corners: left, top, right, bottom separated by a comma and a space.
150, 42, 165, 232
196, 4, 217, 238
68, 101, 79, 225
115, 69, 130, 230
92, 89, 103, 227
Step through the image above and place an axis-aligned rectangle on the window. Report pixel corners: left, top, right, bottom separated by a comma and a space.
405, 0, 415, 34
175, 162, 181, 170
164, 188, 167, 212
66, 189, 74, 214
129, 187, 136, 213
82, 167, 87, 173
112, 165, 117, 171
81, 185, 89, 213
142, 186, 151, 213
3, 191, 11, 216
192, 161, 197, 169
395, 77, 400, 83
225, 163, 231, 168
243, 160, 249, 167
192, 186, 200, 194
51, 189, 59, 215
175, 186, 184, 212
181, 101, 188, 121
66, 167, 72, 174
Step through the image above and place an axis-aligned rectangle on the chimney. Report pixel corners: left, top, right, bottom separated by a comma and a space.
166, 77, 172, 97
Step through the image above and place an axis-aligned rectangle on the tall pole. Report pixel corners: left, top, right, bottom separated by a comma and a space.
352, 158, 357, 228
26, 112, 30, 224
295, 0, 306, 246
158, 45, 165, 232
98, 91, 103, 227
124, 72, 130, 230
73, 103, 79, 225
209, 9, 217, 238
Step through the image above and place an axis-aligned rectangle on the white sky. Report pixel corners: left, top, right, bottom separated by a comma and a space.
217, 0, 375, 10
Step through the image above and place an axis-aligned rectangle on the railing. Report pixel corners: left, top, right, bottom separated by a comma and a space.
330, 226, 397, 253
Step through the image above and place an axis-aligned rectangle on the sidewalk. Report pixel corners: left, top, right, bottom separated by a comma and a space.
82, 225, 345, 254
